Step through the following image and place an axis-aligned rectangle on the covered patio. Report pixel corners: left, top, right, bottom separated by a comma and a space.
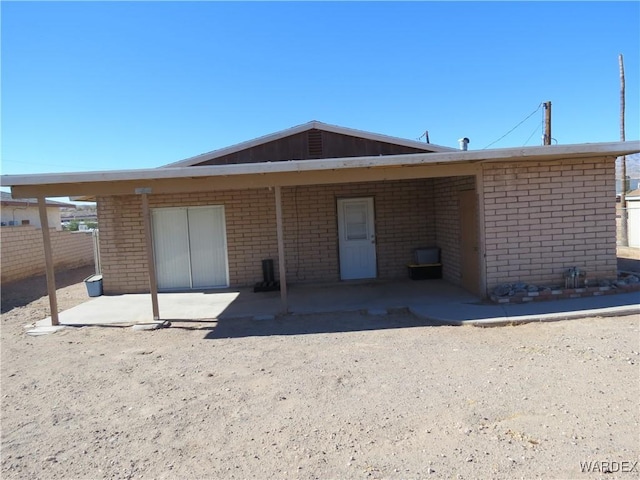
3, 140, 639, 328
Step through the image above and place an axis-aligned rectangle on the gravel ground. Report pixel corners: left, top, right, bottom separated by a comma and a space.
1, 265, 639, 480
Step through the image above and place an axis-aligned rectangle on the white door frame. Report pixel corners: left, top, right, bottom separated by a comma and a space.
337, 197, 377, 280
152, 205, 229, 290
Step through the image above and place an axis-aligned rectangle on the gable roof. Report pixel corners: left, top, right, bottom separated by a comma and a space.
0, 191, 74, 208
162, 120, 456, 168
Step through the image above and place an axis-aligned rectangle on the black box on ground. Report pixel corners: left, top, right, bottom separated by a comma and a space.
407, 264, 442, 280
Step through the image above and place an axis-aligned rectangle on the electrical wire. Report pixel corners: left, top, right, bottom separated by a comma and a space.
522, 123, 540, 146
483, 103, 543, 149
522, 110, 543, 146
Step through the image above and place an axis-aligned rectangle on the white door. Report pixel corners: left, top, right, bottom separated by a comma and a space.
152, 206, 229, 290
152, 208, 191, 289
188, 207, 228, 288
629, 201, 640, 247
337, 198, 377, 280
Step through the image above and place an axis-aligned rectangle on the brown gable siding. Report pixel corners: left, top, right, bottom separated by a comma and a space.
193, 129, 432, 166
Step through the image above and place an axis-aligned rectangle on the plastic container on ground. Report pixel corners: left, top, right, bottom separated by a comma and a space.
84, 274, 103, 297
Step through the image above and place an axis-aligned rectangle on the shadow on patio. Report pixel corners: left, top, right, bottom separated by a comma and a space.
200, 309, 451, 339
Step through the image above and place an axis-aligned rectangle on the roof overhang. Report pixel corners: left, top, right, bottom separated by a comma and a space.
2, 141, 638, 199
0, 197, 75, 208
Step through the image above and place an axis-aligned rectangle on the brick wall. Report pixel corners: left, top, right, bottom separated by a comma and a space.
97, 190, 279, 294
433, 176, 476, 285
98, 179, 435, 293
95, 159, 617, 296
0, 225, 94, 284
482, 157, 617, 290
97, 195, 148, 294
282, 179, 435, 282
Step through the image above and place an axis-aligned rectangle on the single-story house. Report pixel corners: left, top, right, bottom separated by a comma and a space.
2, 121, 639, 324
0, 191, 73, 230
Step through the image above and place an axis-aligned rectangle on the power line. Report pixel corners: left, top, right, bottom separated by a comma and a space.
522, 108, 544, 146
522, 123, 541, 146
483, 103, 543, 149
417, 131, 429, 143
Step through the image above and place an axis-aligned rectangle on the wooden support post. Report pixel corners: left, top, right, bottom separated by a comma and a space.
619, 53, 628, 246
140, 192, 160, 321
37, 197, 59, 326
274, 186, 288, 313
543, 101, 552, 145
475, 167, 488, 298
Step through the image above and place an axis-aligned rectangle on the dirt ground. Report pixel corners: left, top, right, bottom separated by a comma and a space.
1, 265, 639, 479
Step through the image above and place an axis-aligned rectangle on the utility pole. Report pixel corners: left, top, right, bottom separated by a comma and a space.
619, 53, 628, 246
543, 101, 552, 145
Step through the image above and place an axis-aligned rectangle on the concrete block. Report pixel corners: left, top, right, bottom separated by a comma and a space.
26, 326, 67, 336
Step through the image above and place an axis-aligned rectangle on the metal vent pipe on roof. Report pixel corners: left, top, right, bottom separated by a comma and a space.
458, 137, 470, 151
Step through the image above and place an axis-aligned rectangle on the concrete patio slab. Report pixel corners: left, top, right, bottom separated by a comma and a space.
33, 280, 478, 328
411, 291, 640, 326
30, 279, 639, 334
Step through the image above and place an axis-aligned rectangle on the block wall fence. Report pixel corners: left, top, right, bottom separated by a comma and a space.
1, 226, 95, 284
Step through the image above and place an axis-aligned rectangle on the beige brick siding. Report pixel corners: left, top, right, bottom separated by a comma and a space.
96, 158, 617, 296
482, 157, 617, 290
433, 176, 476, 285
98, 179, 437, 293
1, 226, 94, 284
282, 179, 435, 282
97, 195, 149, 294
97, 190, 279, 294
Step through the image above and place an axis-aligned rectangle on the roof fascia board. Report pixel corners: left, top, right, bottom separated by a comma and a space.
0, 199, 73, 207
12, 163, 481, 198
2, 141, 639, 188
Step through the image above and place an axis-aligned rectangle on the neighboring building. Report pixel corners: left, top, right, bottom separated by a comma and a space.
60, 206, 98, 225
0, 192, 73, 230
625, 188, 640, 247
2, 121, 639, 300
615, 178, 640, 193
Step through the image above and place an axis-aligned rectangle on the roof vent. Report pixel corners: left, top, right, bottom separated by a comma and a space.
458, 137, 470, 151
308, 130, 323, 158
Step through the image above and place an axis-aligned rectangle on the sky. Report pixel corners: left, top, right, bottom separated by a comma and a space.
1, 1, 639, 187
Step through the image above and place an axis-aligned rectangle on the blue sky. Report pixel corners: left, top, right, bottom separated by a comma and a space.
1, 1, 639, 181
